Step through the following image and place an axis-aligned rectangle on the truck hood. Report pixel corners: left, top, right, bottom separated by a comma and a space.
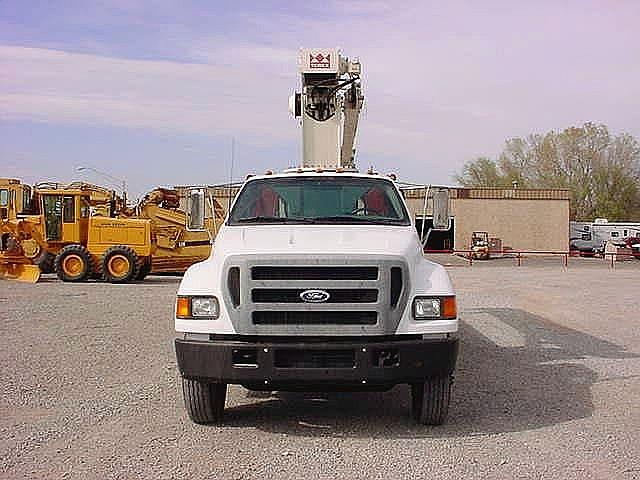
212, 225, 422, 259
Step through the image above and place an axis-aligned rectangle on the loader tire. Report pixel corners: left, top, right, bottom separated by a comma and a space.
182, 378, 227, 424
101, 245, 139, 283
55, 244, 93, 282
34, 250, 55, 274
136, 258, 152, 281
411, 375, 452, 426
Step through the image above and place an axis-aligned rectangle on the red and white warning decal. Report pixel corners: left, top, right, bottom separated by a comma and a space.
309, 52, 331, 69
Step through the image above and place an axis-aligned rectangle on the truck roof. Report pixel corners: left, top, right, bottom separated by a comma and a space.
244, 170, 397, 183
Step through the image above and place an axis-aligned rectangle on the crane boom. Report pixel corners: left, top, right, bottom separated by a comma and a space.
289, 48, 364, 170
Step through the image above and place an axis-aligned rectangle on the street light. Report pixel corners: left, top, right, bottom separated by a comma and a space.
75, 166, 127, 204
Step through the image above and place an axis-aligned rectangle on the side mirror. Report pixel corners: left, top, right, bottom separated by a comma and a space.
431, 188, 450, 231
186, 189, 206, 231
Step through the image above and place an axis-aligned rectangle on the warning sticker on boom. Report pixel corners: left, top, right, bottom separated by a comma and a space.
309, 52, 331, 69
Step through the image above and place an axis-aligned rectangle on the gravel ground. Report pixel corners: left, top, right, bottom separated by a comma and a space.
1, 258, 639, 479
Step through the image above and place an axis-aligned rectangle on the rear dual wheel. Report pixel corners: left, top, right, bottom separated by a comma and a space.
136, 258, 152, 281
101, 245, 139, 283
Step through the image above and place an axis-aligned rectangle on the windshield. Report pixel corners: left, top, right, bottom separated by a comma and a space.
228, 177, 411, 226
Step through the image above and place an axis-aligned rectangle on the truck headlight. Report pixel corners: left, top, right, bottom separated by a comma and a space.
176, 296, 219, 319
413, 296, 456, 320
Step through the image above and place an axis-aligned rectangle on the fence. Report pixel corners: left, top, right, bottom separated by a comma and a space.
423, 249, 640, 268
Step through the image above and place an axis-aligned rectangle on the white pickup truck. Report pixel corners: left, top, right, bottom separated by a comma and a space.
174, 171, 459, 425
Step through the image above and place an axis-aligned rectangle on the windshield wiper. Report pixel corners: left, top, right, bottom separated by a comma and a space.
235, 216, 314, 224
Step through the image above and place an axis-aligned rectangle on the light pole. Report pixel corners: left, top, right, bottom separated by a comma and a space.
75, 166, 127, 205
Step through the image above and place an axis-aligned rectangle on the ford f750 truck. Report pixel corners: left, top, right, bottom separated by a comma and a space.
174, 172, 458, 425
173, 48, 458, 425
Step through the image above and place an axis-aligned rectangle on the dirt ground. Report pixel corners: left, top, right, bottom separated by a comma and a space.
1, 257, 639, 479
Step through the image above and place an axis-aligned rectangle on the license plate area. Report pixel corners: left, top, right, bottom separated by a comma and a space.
274, 349, 355, 369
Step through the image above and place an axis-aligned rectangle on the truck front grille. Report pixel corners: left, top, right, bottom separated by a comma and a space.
253, 311, 377, 325
251, 288, 378, 304
251, 266, 378, 280
223, 256, 410, 336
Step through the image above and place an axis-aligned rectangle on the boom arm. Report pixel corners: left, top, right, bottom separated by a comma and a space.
289, 48, 364, 169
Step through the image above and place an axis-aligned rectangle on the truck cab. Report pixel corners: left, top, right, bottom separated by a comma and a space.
174, 171, 459, 425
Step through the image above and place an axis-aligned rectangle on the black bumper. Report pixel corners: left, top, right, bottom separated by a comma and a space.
175, 335, 459, 390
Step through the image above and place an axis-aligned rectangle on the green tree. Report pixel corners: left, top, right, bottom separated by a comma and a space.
455, 123, 640, 220
455, 157, 512, 187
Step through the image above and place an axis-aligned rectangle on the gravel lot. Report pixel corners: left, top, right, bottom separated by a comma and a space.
1, 258, 639, 479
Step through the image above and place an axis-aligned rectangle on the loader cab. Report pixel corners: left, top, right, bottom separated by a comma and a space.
37, 190, 91, 244
0, 179, 33, 220
0, 188, 8, 220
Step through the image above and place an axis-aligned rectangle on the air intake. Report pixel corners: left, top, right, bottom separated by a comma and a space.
227, 267, 241, 308
390, 267, 403, 308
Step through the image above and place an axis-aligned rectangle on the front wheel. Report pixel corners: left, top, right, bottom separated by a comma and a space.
411, 375, 452, 425
182, 378, 227, 424
33, 249, 55, 274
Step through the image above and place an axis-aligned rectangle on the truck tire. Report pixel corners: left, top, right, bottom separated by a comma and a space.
101, 245, 139, 283
34, 250, 55, 274
136, 258, 152, 281
182, 378, 227, 424
411, 375, 452, 425
54, 244, 94, 282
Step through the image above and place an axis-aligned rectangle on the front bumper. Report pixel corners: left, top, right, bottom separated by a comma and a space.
175, 335, 459, 390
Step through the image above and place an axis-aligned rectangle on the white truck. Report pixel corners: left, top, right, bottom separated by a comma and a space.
173, 49, 459, 426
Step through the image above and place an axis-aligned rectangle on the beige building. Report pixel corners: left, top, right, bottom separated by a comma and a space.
176, 184, 570, 253
403, 187, 570, 252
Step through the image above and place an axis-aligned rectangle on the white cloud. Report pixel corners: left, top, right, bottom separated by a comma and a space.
1, 45, 297, 142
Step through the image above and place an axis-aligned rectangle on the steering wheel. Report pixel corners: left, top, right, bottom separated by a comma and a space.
349, 206, 384, 216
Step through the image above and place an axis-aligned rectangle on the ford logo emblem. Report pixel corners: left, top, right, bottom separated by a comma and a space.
300, 289, 331, 303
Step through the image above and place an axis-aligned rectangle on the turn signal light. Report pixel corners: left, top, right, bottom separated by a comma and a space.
176, 297, 190, 318
442, 296, 457, 319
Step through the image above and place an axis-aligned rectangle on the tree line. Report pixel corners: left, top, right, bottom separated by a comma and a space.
455, 123, 640, 220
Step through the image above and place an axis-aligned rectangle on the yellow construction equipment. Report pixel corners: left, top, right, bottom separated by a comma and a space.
0, 179, 40, 282
0, 178, 33, 220
1, 183, 152, 283
470, 231, 490, 260
0, 219, 41, 282
121, 187, 225, 275
1, 179, 225, 282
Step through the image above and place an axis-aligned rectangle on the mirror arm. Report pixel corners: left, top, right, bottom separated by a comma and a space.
205, 193, 218, 244
421, 227, 433, 249
420, 184, 431, 243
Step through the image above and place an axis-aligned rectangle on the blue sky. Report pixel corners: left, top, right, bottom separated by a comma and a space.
2, 1, 640, 199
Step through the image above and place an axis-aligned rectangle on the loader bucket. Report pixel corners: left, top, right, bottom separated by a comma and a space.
0, 260, 41, 283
